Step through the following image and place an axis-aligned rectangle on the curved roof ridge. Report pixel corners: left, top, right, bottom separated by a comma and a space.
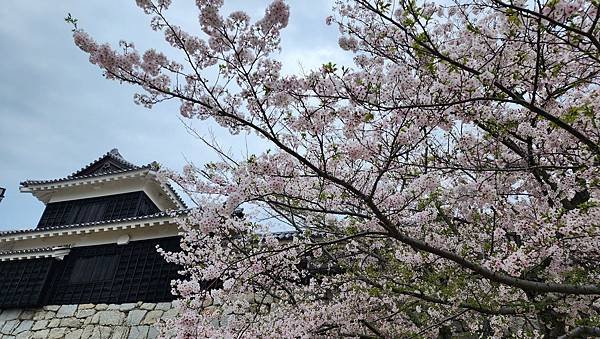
69, 148, 140, 178
20, 163, 155, 187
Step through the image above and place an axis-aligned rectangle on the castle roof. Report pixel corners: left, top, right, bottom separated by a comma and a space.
20, 148, 187, 209
0, 210, 180, 237
20, 149, 147, 187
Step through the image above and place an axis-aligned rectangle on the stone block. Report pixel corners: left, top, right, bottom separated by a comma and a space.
32, 320, 49, 331
0, 310, 21, 321
81, 325, 95, 339
140, 303, 155, 310
148, 326, 160, 339
95, 304, 108, 311
65, 328, 84, 339
79, 304, 95, 310
90, 313, 100, 324
48, 318, 61, 328
90, 327, 103, 339
126, 310, 147, 326
13, 320, 34, 334
57, 304, 77, 318
43, 305, 60, 312
49, 327, 67, 339
61, 317, 82, 327
128, 325, 149, 339
155, 302, 172, 311
32, 329, 50, 339
1, 319, 18, 334
76, 309, 96, 319
32, 311, 46, 320
98, 310, 125, 325
119, 303, 137, 312
43, 311, 56, 319
112, 326, 130, 339
19, 310, 35, 320
141, 310, 163, 325
162, 308, 179, 319
97, 325, 114, 339
107, 304, 121, 311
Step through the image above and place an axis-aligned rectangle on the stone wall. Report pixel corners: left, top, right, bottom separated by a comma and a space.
0, 302, 178, 339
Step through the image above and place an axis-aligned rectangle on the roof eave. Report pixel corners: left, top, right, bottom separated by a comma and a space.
0, 246, 71, 262
144, 171, 188, 210
20, 166, 153, 189
0, 211, 186, 242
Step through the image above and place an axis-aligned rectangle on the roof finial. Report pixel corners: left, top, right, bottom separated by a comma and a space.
109, 148, 125, 160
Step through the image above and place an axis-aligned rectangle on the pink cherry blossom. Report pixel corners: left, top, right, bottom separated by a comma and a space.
74, 0, 600, 337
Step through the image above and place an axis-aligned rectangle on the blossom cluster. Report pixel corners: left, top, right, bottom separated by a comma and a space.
74, 0, 600, 337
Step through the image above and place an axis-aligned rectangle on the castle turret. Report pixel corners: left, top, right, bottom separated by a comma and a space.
0, 149, 185, 308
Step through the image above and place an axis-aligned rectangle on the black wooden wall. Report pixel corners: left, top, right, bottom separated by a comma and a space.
0, 237, 181, 308
37, 191, 160, 228
0, 258, 54, 308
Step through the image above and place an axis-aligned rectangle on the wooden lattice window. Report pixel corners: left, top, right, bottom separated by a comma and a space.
37, 191, 159, 228
46, 237, 181, 305
0, 258, 54, 308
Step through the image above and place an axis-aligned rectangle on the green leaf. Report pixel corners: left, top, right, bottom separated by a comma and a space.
564, 105, 594, 123
64, 13, 78, 32
322, 62, 337, 74
263, 84, 271, 95
376, 0, 392, 13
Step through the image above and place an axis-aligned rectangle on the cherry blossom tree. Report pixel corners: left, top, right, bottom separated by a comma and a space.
71, 0, 600, 337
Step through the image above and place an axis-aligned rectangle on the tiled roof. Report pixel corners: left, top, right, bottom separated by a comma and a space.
161, 181, 188, 209
70, 148, 140, 178
0, 245, 71, 256
20, 148, 157, 187
0, 245, 73, 261
0, 210, 185, 236
19, 148, 187, 208
20, 164, 156, 187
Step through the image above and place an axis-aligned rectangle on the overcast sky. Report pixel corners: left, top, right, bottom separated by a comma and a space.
0, 1, 350, 230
